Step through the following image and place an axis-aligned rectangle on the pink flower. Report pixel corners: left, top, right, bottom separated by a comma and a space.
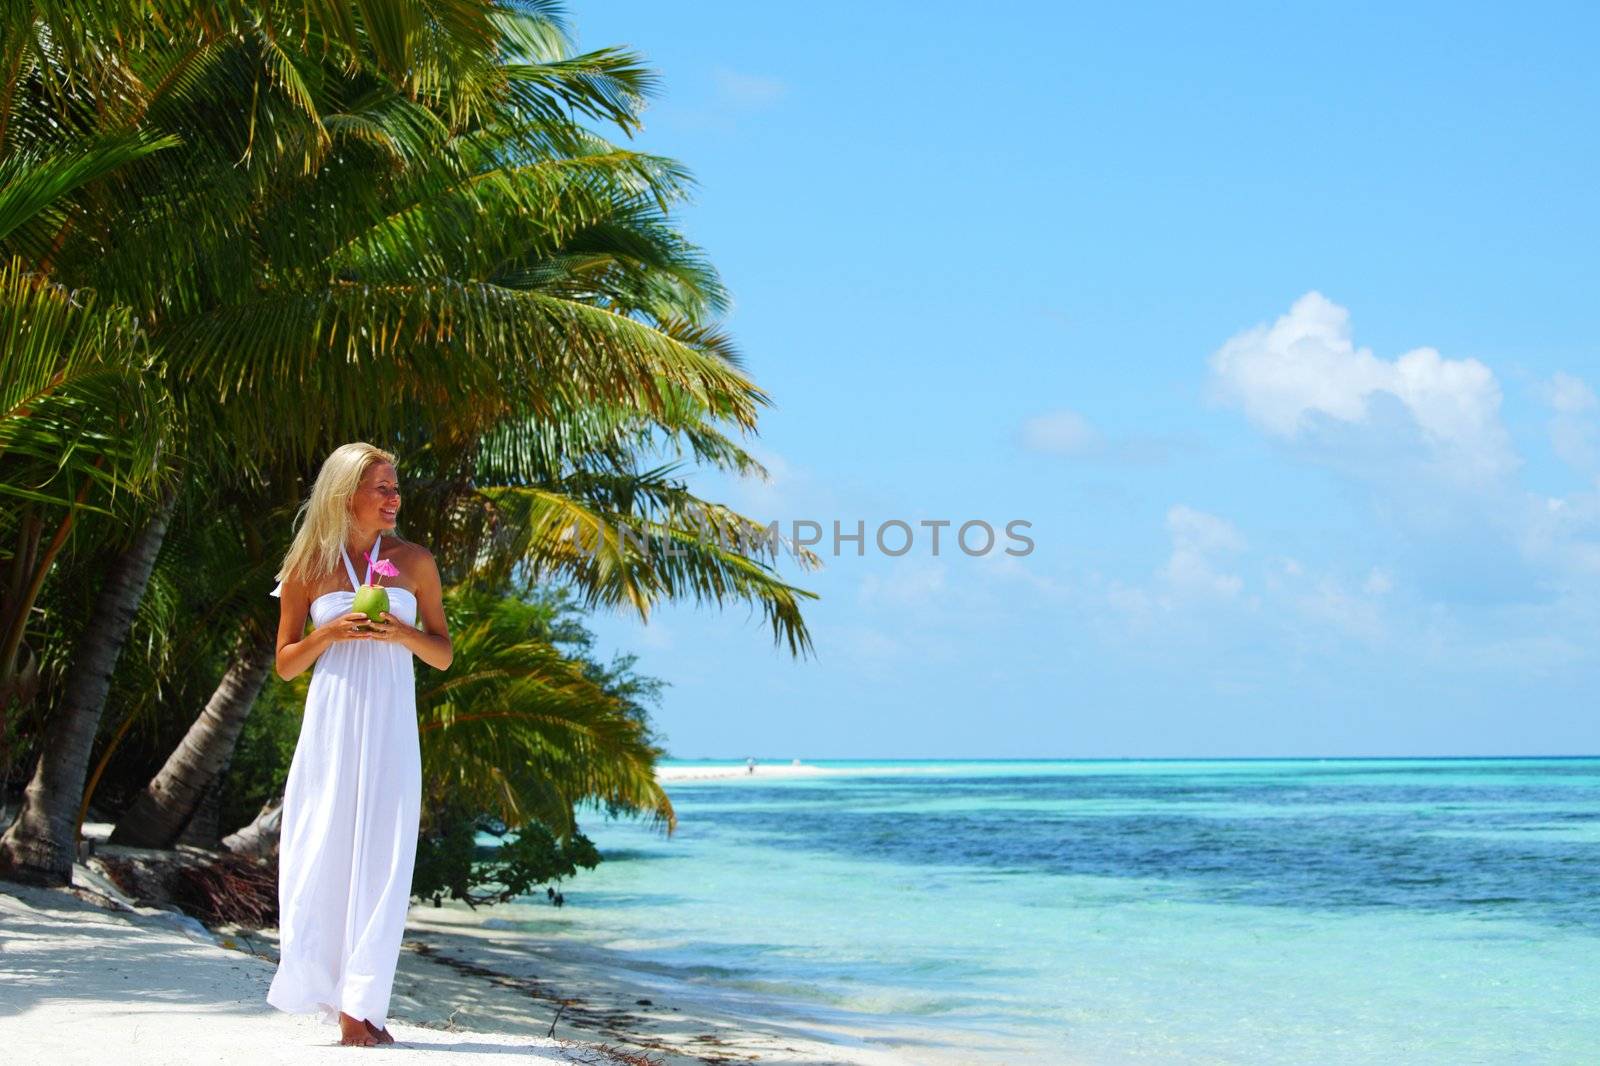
366, 552, 400, 580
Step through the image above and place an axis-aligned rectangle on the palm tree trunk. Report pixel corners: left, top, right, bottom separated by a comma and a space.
110, 625, 277, 848
0, 465, 103, 764
0, 487, 177, 885
175, 748, 233, 849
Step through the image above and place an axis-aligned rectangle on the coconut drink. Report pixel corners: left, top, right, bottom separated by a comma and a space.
353, 551, 400, 624
352, 583, 389, 622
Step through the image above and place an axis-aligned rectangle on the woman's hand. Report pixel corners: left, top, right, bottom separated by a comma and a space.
361, 611, 416, 645
362, 610, 444, 666
323, 611, 378, 641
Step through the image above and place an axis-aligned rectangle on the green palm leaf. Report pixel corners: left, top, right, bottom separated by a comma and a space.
0, 259, 168, 511
417, 586, 673, 837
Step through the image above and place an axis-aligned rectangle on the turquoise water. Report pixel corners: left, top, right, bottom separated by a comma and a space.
522, 759, 1600, 1064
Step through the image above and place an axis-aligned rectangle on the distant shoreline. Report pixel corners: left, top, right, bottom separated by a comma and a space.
658, 753, 1600, 766
655, 761, 831, 781
651, 754, 1600, 784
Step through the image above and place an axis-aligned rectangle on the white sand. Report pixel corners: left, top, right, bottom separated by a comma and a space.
0, 878, 599, 1064
0, 869, 936, 1066
653, 761, 833, 781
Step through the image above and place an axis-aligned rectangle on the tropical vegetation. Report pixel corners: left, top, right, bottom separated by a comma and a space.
0, 0, 818, 897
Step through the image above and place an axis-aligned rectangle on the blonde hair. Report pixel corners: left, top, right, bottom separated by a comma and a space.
276, 442, 399, 589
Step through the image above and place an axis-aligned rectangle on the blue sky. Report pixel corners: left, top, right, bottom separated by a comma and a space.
569, 2, 1600, 758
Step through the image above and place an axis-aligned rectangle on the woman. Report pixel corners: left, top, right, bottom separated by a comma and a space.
264, 442, 453, 1047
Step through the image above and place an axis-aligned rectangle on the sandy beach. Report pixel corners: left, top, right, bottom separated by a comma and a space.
0, 767, 992, 1066
0, 856, 935, 1066
653, 761, 835, 782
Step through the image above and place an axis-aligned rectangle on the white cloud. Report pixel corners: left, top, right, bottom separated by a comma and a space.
1542, 371, 1599, 473
1020, 409, 1100, 455
1097, 506, 1247, 633
1362, 567, 1394, 596
814, 622, 906, 685
1295, 574, 1385, 641
1521, 479, 1600, 579
722, 443, 839, 533
1202, 296, 1600, 604
858, 563, 947, 608
1546, 371, 1598, 414
1018, 408, 1178, 464
1088, 503, 1410, 645
1103, 578, 1159, 628
978, 551, 1074, 602
1207, 291, 1514, 485
1270, 562, 1393, 642
1161, 504, 1244, 598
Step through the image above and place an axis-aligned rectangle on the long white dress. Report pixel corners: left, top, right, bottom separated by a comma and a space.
264, 532, 422, 1032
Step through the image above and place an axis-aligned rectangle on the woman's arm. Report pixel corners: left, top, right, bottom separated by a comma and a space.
366, 548, 453, 671
275, 578, 368, 681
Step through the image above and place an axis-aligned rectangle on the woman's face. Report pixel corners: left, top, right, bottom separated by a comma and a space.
353, 461, 401, 531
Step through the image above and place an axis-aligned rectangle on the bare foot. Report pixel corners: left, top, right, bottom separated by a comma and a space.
339, 1012, 376, 1046
364, 1019, 395, 1045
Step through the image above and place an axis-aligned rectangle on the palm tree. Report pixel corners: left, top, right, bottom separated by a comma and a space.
0, 261, 176, 877
0, 0, 682, 881
98, 11, 788, 849
418, 582, 674, 840
0, 264, 170, 698
3, 0, 821, 882
56, 4, 815, 863
0, 59, 180, 769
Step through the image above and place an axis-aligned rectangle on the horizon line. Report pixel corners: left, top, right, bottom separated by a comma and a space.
661, 753, 1600, 763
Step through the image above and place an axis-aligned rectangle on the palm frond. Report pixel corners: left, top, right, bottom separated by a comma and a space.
0, 259, 169, 512
417, 587, 674, 837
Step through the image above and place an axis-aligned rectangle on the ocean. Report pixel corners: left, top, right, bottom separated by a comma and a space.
498, 759, 1600, 1064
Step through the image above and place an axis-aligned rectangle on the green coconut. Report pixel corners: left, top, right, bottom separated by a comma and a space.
352, 583, 390, 622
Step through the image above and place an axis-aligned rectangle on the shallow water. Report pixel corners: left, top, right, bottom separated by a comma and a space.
498, 759, 1600, 1064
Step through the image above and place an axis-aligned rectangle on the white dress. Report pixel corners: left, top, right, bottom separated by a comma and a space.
265, 532, 422, 1032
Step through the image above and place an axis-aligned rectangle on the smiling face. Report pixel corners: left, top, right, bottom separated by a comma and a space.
353, 461, 401, 531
